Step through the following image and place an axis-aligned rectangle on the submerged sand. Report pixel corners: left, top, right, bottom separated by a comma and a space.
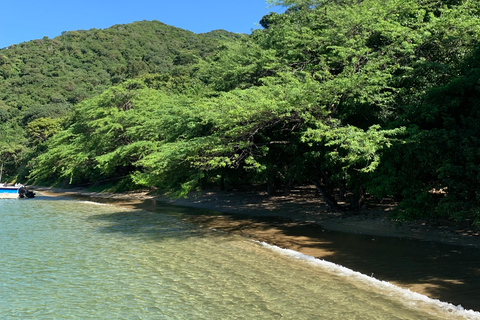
32, 185, 480, 311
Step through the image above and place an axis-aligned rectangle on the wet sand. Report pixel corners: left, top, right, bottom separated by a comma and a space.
32, 186, 480, 311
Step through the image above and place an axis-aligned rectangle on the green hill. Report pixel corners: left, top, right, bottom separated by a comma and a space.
3, 0, 480, 226
0, 20, 240, 115
0, 20, 241, 179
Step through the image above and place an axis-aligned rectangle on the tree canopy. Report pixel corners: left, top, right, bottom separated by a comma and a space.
3, 1, 480, 226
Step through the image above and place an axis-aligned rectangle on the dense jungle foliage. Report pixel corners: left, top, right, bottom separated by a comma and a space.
0, 20, 240, 180
2, 0, 480, 226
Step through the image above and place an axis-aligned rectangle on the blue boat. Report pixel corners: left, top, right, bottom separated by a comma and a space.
0, 184, 22, 198
0, 184, 35, 198
0, 164, 35, 198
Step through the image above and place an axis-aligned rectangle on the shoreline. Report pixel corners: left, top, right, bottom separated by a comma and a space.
32, 186, 480, 311
32, 185, 480, 249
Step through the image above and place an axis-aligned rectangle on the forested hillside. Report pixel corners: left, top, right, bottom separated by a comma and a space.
4, 0, 480, 226
0, 20, 241, 178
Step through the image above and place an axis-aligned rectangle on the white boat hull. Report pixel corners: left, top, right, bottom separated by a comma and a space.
0, 186, 20, 198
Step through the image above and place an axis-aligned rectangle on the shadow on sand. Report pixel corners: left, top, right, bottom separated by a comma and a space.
42, 192, 480, 312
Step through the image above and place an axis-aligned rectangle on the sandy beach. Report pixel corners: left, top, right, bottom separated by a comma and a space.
33, 185, 480, 249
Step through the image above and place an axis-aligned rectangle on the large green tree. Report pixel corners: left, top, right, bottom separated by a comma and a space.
26, 0, 480, 225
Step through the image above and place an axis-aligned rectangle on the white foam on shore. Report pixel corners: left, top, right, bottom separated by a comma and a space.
75, 200, 112, 206
257, 241, 480, 320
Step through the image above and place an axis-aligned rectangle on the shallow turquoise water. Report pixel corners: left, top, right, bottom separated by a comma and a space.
0, 196, 477, 319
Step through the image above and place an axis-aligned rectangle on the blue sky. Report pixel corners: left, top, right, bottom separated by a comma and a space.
0, 0, 284, 49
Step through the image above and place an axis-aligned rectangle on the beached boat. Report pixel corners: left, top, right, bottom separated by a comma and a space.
0, 184, 35, 199
0, 184, 22, 199
0, 164, 35, 198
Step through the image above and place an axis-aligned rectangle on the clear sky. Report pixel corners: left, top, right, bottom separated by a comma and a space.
0, 0, 284, 49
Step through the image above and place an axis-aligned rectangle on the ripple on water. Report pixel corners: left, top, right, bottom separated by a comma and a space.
0, 198, 478, 319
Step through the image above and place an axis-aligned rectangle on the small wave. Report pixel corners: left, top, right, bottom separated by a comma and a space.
74, 200, 113, 206
257, 241, 480, 320
72, 200, 145, 213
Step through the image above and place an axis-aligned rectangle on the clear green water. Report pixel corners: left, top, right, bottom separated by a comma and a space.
0, 196, 477, 319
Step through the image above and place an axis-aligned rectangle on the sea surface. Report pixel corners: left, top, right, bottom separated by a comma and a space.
0, 195, 478, 319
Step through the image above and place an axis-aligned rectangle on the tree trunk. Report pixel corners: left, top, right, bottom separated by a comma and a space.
311, 179, 341, 212
349, 185, 365, 211
339, 180, 346, 202
283, 178, 293, 196
267, 181, 275, 196
220, 175, 225, 191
